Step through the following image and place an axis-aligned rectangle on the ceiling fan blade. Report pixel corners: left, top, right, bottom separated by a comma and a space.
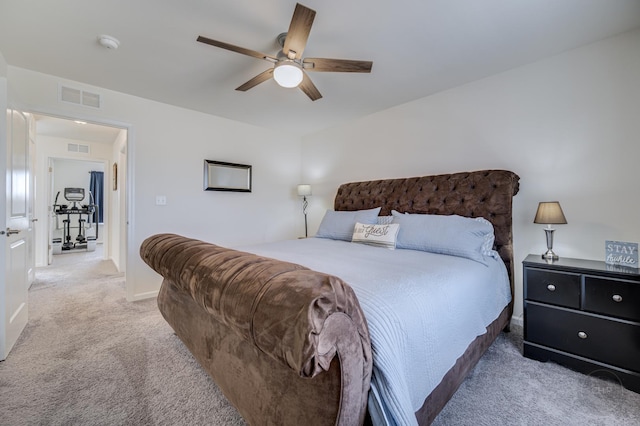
299, 72, 322, 101
197, 36, 277, 62
235, 68, 274, 92
303, 58, 373, 73
283, 3, 316, 59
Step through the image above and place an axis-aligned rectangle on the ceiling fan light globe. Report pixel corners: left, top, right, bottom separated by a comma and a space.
273, 61, 303, 88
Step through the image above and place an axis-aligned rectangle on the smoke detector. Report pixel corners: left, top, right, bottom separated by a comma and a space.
98, 35, 120, 50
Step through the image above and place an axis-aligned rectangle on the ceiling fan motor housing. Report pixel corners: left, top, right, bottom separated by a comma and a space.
276, 32, 288, 48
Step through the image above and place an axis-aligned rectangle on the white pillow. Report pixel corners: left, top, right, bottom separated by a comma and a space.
315, 207, 382, 241
352, 222, 400, 249
390, 210, 498, 265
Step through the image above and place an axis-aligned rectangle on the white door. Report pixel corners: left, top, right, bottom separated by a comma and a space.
1, 109, 30, 360
27, 119, 36, 285
48, 158, 54, 265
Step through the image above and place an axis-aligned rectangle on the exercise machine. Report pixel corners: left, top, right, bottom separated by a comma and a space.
52, 188, 98, 253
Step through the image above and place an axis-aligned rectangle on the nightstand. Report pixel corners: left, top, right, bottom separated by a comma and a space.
523, 254, 640, 393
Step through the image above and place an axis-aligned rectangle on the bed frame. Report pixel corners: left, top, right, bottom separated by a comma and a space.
141, 169, 519, 425
334, 169, 520, 423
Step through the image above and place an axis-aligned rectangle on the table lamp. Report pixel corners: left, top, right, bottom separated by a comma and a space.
533, 201, 567, 260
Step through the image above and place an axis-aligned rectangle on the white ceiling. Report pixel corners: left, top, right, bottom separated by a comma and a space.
2, 0, 640, 138
33, 115, 122, 145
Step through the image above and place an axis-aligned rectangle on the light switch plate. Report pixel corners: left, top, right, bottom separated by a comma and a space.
155, 195, 167, 205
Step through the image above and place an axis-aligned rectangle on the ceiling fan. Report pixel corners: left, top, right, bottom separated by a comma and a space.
197, 3, 373, 101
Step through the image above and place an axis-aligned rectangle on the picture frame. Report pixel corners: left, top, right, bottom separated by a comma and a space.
112, 162, 118, 191
203, 159, 252, 192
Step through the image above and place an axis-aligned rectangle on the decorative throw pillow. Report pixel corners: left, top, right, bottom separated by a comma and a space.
315, 207, 382, 241
352, 222, 400, 249
390, 210, 498, 265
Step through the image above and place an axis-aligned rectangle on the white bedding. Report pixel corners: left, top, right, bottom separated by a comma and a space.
241, 237, 511, 426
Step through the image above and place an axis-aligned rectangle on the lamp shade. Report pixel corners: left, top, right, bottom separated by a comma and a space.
273, 61, 303, 88
297, 184, 312, 197
534, 201, 567, 224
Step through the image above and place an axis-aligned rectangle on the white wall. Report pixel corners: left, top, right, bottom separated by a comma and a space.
301, 29, 640, 321
52, 159, 104, 204
9, 67, 302, 300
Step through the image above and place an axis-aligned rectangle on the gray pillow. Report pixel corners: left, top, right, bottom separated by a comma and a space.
391, 210, 498, 265
315, 207, 382, 241
376, 215, 394, 225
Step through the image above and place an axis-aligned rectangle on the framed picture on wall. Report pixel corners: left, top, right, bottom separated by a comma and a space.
203, 159, 252, 192
113, 162, 118, 191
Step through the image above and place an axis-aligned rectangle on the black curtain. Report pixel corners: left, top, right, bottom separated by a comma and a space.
89, 171, 104, 223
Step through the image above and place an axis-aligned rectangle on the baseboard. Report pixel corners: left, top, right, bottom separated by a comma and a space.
128, 290, 159, 302
510, 313, 523, 328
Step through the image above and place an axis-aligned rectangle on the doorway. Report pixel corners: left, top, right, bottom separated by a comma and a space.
32, 114, 127, 272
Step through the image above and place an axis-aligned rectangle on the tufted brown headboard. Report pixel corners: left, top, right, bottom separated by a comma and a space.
334, 169, 520, 314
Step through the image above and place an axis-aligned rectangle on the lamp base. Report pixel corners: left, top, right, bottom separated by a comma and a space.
542, 228, 559, 261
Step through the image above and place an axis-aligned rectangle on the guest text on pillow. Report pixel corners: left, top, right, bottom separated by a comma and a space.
352, 222, 400, 249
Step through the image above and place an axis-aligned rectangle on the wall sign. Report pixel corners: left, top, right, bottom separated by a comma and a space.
605, 240, 638, 268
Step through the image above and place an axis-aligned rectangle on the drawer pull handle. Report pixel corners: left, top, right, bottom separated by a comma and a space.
546, 284, 556, 292
578, 331, 588, 339
612, 294, 623, 303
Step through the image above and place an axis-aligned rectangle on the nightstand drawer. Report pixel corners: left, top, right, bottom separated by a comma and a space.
584, 276, 640, 321
525, 268, 580, 308
526, 303, 640, 372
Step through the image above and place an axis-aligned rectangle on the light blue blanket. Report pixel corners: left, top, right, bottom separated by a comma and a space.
241, 238, 511, 426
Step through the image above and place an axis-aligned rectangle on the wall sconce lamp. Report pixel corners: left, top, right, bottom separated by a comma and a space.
534, 201, 568, 260
297, 184, 312, 237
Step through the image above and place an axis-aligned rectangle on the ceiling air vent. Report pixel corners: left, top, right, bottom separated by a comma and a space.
68, 143, 90, 154
59, 84, 102, 109
82, 92, 101, 108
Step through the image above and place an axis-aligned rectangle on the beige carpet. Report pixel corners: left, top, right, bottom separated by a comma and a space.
0, 246, 245, 426
1, 246, 639, 425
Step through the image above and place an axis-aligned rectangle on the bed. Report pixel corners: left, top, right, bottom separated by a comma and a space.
140, 169, 520, 425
